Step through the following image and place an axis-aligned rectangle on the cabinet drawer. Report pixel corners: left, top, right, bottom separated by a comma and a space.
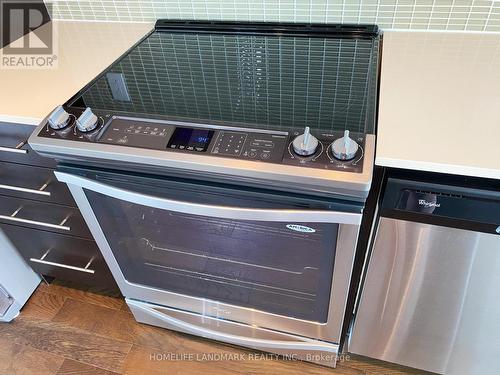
0, 162, 74, 205
0, 196, 92, 239
0, 122, 55, 168
1, 224, 117, 289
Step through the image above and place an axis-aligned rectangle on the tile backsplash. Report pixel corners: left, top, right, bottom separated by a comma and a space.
47, 1, 500, 32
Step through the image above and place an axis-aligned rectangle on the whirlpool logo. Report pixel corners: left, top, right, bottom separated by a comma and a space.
286, 224, 316, 233
418, 199, 441, 208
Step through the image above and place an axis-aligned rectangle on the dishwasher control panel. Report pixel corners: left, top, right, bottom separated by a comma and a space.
382, 178, 500, 235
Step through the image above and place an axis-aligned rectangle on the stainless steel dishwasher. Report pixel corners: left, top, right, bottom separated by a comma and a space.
350, 177, 500, 375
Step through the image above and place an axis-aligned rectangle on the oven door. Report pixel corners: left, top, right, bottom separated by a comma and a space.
55, 168, 362, 343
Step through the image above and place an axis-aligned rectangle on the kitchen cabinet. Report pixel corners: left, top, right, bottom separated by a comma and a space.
0, 122, 117, 290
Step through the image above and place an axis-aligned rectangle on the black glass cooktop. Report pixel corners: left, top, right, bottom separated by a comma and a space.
67, 21, 380, 134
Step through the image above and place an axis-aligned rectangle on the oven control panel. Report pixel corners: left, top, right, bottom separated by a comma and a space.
39, 111, 365, 173
211, 131, 286, 164
97, 118, 289, 165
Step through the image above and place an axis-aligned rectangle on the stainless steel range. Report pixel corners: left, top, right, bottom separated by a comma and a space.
29, 21, 380, 367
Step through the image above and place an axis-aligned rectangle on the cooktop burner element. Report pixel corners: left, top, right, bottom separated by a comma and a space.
29, 21, 381, 199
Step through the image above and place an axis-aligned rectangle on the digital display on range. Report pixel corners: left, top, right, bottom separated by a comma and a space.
167, 127, 214, 152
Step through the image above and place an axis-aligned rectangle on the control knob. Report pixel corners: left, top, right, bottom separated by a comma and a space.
48, 105, 71, 130
76, 108, 99, 133
292, 126, 319, 156
331, 130, 359, 160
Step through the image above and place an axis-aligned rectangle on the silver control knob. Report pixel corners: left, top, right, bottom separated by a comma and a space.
292, 126, 319, 156
331, 130, 359, 160
76, 108, 99, 133
48, 105, 70, 130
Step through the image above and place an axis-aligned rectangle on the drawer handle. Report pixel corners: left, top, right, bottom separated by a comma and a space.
0, 180, 52, 197
0, 141, 28, 154
0, 208, 71, 231
30, 249, 95, 274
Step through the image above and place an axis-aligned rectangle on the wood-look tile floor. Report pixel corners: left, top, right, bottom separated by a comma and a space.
0, 281, 427, 375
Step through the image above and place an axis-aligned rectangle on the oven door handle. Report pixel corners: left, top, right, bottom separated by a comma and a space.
55, 171, 362, 225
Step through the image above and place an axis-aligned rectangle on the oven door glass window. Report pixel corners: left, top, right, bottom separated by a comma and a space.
85, 190, 338, 323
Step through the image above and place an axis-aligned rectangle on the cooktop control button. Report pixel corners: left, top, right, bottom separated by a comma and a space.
48, 105, 71, 130
331, 130, 359, 160
76, 108, 99, 133
292, 126, 319, 156
212, 132, 247, 156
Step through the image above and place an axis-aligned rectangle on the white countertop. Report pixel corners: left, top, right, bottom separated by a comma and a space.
0, 20, 152, 126
376, 31, 500, 180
